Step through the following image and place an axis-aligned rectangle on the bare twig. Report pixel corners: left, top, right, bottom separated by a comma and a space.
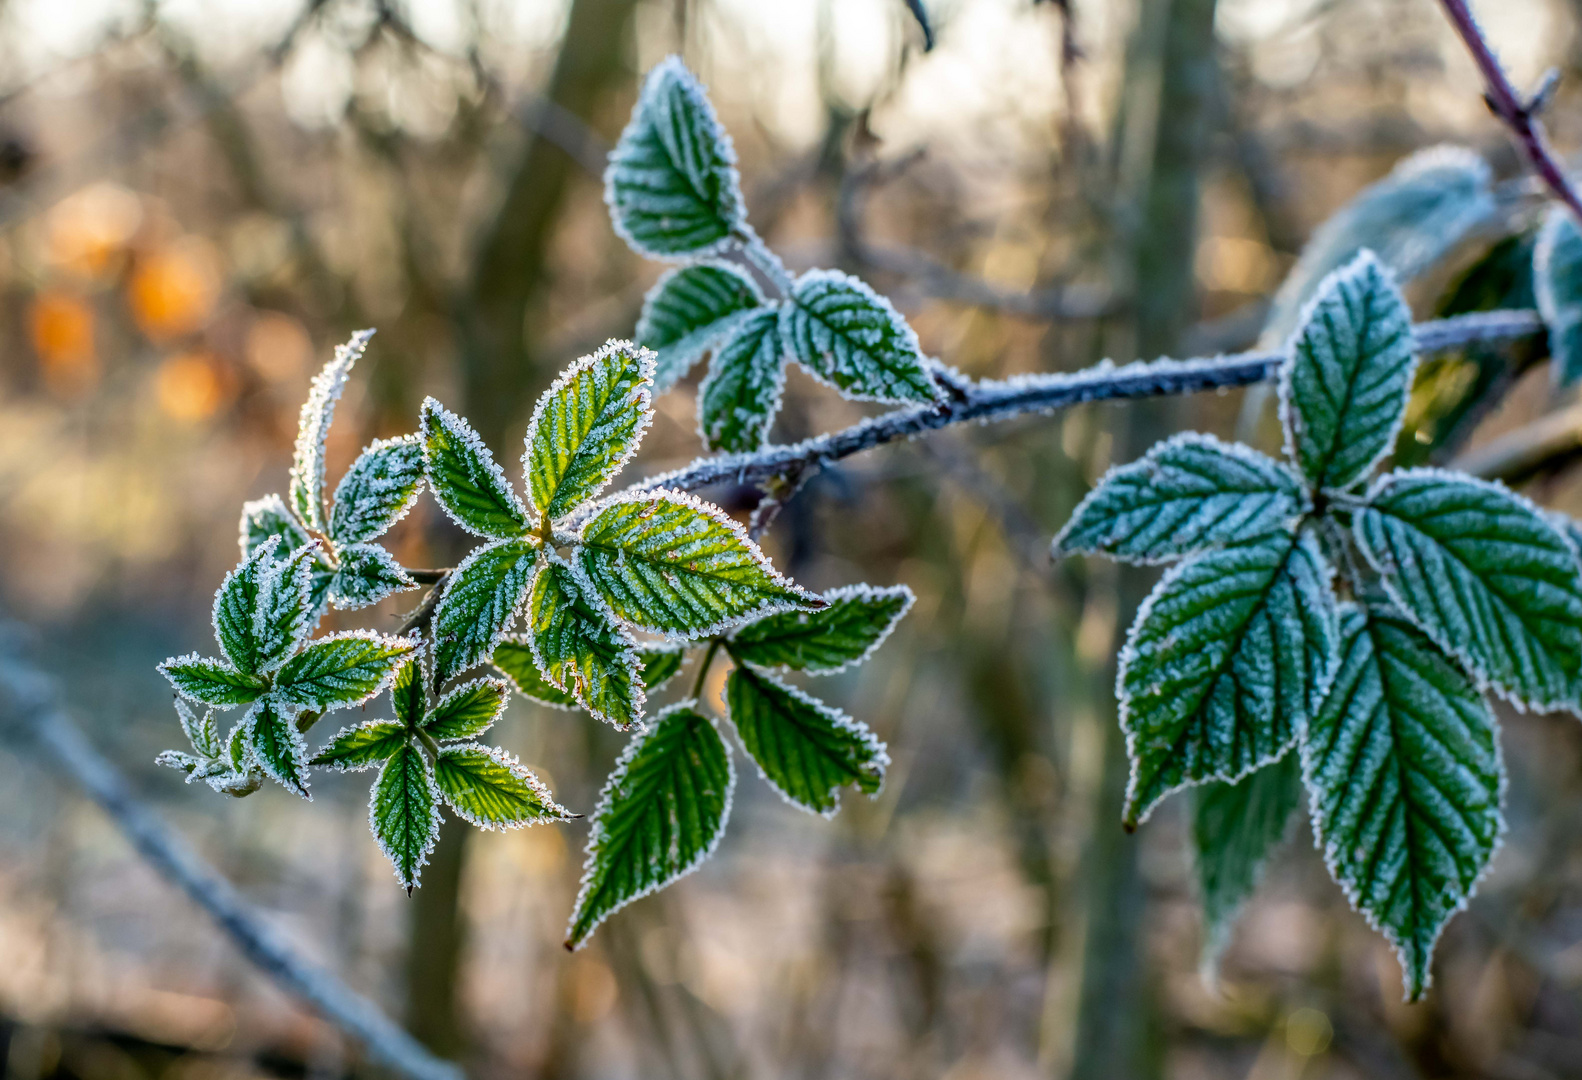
1436, 0, 1582, 227
0, 657, 464, 1080
398, 573, 450, 636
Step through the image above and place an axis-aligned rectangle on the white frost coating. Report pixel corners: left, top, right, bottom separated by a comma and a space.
254, 542, 319, 674
212, 535, 280, 672
527, 554, 646, 730
424, 676, 511, 741
368, 747, 443, 891
521, 340, 657, 522
291, 329, 374, 532
565, 701, 737, 949
430, 538, 540, 689
729, 583, 916, 677
780, 268, 940, 405
637, 262, 766, 390
280, 629, 417, 715
238, 493, 311, 559
489, 634, 585, 713
434, 744, 574, 832
311, 718, 409, 774
419, 397, 531, 536
329, 542, 418, 611
696, 309, 789, 452
243, 698, 311, 799
174, 698, 218, 757
329, 434, 426, 546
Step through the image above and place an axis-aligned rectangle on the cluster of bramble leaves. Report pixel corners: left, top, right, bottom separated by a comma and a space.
1052, 247, 1582, 1000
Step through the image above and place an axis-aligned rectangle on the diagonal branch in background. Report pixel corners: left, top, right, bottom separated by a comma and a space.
0, 656, 464, 1080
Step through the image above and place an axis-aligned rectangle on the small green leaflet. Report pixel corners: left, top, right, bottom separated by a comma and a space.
1534, 206, 1582, 388
274, 631, 415, 712
1352, 470, 1582, 713
728, 584, 913, 675
605, 56, 745, 260
328, 543, 416, 610
431, 539, 540, 686
638, 645, 686, 691
214, 538, 275, 675
433, 745, 574, 831
177, 698, 220, 758
329, 435, 426, 545
156, 700, 261, 795
239, 496, 335, 615
637, 262, 765, 389
780, 270, 938, 404
1119, 531, 1338, 826
422, 677, 508, 741
725, 666, 886, 816
1192, 751, 1301, 969
699, 308, 787, 452
1303, 604, 1503, 1001
252, 544, 318, 673
310, 719, 409, 771
420, 398, 531, 539
523, 341, 654, 522
371, 743, 442, 893
527, 558, 643, 729
1281, 251, 1416, 491
1053, 434, 1309, 564
492, 636, 579, 708
567, 704, 734, 949
291, 329, 373, 532
576, 490, 819, 638
247, 697, 310, 798
159, 655, 266, 706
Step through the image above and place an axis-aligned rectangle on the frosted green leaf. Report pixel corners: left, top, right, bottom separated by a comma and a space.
637, 262, 764, 389
490, 636, 579, 708
290, 329, 373, 532
274, 631, 414, 712
431, 538, 539, 686
1353, 469, 1582, 712
329, 434, 425, 545
176, 698, 220, 758
725, 666, 886, 816
370, 743, 442, 893
1053, 434, 1309, 564
159, 655, 266, 707
422, 677, 508, 742
567, 704, 734, 949
419, 398, 531, 539
524, 341, 655, 522
780, 270, 938, 404
1303, 604, 1503, 1001
576, 490, 819, 638
241, 496, 334, 616
699, 309, 787, 452
329, 543, 416, 610
154, 750, 206, 778
527, 558, 643, 729
433, 745, 573, 831
1281, 251, 1416, 490
1534, 206, 1582, 388
253, 544, 318, 674
213, 538, 277, 675
728, 584, 914, 675
1192, 751, 1301, 969
638, 645, 685, 691
1120, 531, 1338, 826
246, 697, 310, 798
390, 654, 426, 726
310, 719, 408, 771
605, 56, 745, 260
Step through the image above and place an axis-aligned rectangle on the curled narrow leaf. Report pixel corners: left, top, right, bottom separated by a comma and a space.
246, 697, 310, 798
524, 340, 655, 521
1534, 205, 1582, 388
290, 329, 373, 531
491, 636, 579, 708
637, 262, 765, 389
422, 677, 509, 741
698, 308, 787, 452
433, 745, 573, 830
1353, 470, 1582, 712
370, 743, 442, 892
725, 666, 887, 816
159, 655, 266, 707
567, 704, 734, 949
638, 645, 686, 692
780, 270, 937, 404
431, 538, 540, 687
329, 434, 426, 545
1119, 531, 1338, 826
329, 542, 417, 610
419, 398, 531, 539
1053, 434, 1308, 564
175, 698, 220, 758
728, 584, 914, 675
1303, 604, 1504, 1000
274, 631, 415, 712
310, 719, 408, 771
527, 558, 644, 729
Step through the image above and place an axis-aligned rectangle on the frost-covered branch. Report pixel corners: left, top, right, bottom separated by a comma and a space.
639, 308, 1544, 496
0, 655, 464, 1080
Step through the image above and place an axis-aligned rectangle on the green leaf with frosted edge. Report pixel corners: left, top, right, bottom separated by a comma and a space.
638, 645, 685, 692
254, 544, 318, 674
725, 666, 886, 815
1353, 470, 1582, 712
567, 704, 734, 949
390, 654, 426, 726
1053, 434, 1309, 564
310, 719, 408, 771
155, 750, 205, 778
329, 542, 416, 610
699, 308, 786, 452
433, 745, 572, 831
1534, 206, 1582, 388
431, 538, 539, 687
290, 330, 372, 532
246, 698, 310, 798
419, 398, 531, 539
422, 677, 508, 741
524, 341, 654, 522
176, 699, 220, 758
1281, 251, 1416, 491
605, 56, 745, 260
274, 631, 414, 712
637, 262, 765, 389
213, 539, 276, 674
780, 269, 938, 404
371, 743, 441, 892
1192, 750, 1301, 970
160, 656, 266, 707
728, 584, 913, 675
576, 491, 819, 638
1119, 531, 1338, 826
1303, 603, 1503, 1001
527, 558, 643, 729
491, 636, 579, 708
329, 434, 426, 545
241, 497, 335, 617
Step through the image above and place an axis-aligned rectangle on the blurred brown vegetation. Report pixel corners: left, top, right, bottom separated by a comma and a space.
3, 0, 1582, 1078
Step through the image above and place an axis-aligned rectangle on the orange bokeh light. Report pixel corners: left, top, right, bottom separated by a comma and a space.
45, 183, 143, 280
128, 237, 223, 342
154, 351, 231, 422
29, 292, 98, 397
